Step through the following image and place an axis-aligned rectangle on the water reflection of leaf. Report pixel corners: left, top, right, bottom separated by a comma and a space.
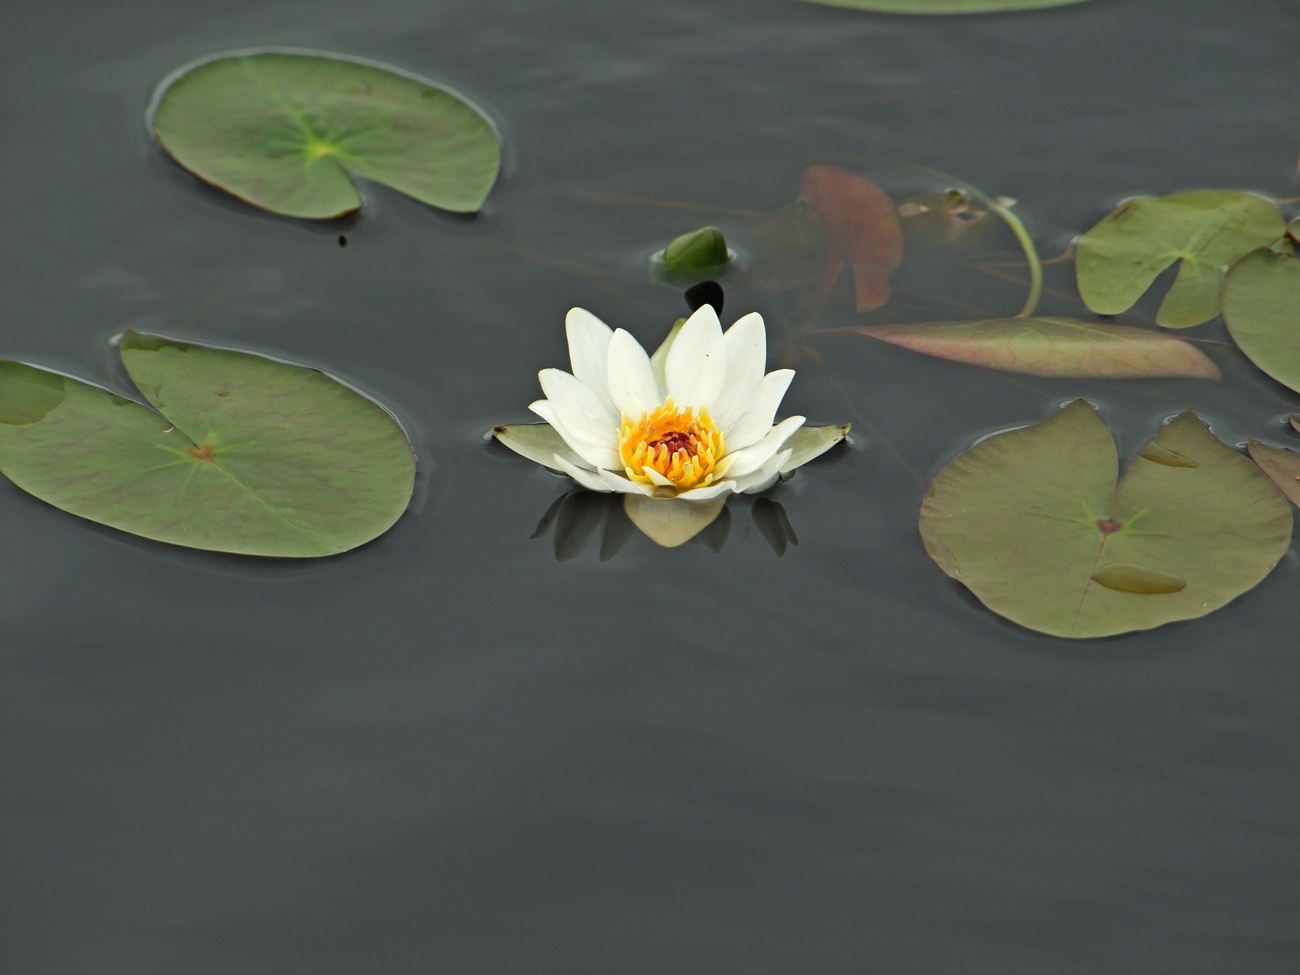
1076, 191, 1285, 328
752, 497, 800, 556
846, 318, 1221, 379
530, 492, 798, 558
920, 400, 1292, 638
799, 165, 903, 312
531, 492, 634, 562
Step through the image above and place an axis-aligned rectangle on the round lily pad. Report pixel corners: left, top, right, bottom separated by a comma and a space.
1076, 191, 1284, 328
1222, 244, 1300, 394
920, 400, 1291, 638
800, 0, 1091, 11
152, 51, 501, 219
0, 333, 416, 556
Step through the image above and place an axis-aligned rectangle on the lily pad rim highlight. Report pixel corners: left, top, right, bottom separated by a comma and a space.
4, 330, 420, 465
145, 46, 503, 144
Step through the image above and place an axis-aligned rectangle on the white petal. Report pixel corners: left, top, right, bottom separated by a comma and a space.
674, 481, 737, 501
566, 308, 616, 410
719, 415, 804, 478
530, 399, 603, 468
711, 312, 766, 430
533, 372, 621, 469
598, 467, 657, 496
552, 454, 615, 493
649, 317, 687, 391
732, 449, 793, 495
665, 303, 725, 409
623, 494, 728, 548
606, 329, 661, 418
723, 369, 795, 450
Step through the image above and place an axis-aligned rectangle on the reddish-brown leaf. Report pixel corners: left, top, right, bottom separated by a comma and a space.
799, 165, 904, 312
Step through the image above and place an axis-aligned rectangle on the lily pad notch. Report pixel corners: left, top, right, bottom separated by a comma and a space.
150, 49, 503, 219
0, 333, 417, 557
919, 400, 1292, 638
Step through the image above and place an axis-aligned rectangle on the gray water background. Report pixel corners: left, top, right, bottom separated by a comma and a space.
2, 0, 1299, 971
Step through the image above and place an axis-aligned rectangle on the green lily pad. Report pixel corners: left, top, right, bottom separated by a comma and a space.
1222, 244, 1300, 394
650, 226, 733, 281
1076, 191, 1284, 328
800, 0, 1090, 12
152, 51, 501, 219
852, 318, 1221, 379
920, 400, 1291, 638
0, 333, 415, 556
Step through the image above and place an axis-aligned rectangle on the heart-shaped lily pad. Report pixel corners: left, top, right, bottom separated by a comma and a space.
152, 51, 501, 218
0, 334, 415, 556
920, 400, 1291, 638
800, 0, 1090, 11
852, 318, 1220, 379
1222, 244, 1300, 394
1076, 191, 1284, 328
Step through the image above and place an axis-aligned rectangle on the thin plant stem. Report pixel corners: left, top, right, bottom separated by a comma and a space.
987, 200, 1042, 317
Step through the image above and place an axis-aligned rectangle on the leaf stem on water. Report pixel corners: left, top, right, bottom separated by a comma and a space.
987, 199, 1042, 318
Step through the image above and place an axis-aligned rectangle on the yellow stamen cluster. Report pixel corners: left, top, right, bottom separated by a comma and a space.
619, 397, 725, 492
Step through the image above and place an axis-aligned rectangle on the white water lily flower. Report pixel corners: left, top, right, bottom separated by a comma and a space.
496, 305, 847, 501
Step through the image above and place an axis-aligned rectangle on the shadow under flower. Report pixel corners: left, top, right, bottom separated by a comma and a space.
531, 491, 799, 560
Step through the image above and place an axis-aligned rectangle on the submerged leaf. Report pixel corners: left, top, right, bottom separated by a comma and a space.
800, 0, 1090, 9
750, 201, 842, 293
919, 400, 1291, 638
152, 51, 501, 218
799, 166, 903, 312
852, 318, 1220, 379
0, 334, 415, 556
1222, 245, 1300, 394
1076, 191, 1284, 328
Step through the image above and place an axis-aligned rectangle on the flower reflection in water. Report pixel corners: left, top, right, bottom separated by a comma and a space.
530, 491, 799, 561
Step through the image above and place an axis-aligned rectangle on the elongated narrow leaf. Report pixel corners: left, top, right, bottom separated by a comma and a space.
851, 318, 1220, 379
1222, 246, 1300, 394
799, 166, 903, 311
800, 0, 1090, 10
0, 334, 415, 556
920, 400, 1291, 638
152, 51, 501, 218
1076, 191, 1284, 328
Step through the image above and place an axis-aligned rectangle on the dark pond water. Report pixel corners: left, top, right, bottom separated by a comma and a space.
4, 0, 1300, 971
